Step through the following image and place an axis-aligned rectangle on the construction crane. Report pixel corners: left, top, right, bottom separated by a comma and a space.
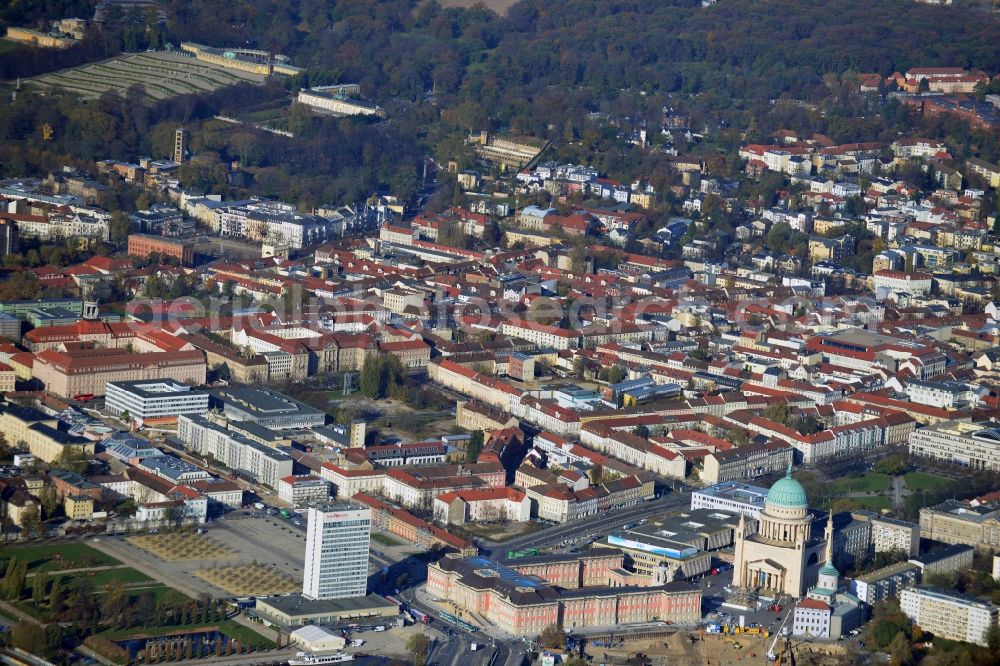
771, 635, 796, 666
766, 607, 795, 662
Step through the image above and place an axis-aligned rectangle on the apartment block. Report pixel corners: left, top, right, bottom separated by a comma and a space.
849, 562, 921, 604
278, 475, 331, 506
901, 586, 999, 646
176, 414, 293, 489
870, 516, 921, 557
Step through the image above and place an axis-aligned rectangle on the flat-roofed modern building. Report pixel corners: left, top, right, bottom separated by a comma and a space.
909, 543, 975, 577
870, 516, 921, 557
209, 386, 326, 430
603, 509, 746, 580
901, 586, 999, 646
106, 379, 208, 425
176, 414, 294, 489
303, 503, 371, 601
849, 561, 920, 604
690, 481, 769, 519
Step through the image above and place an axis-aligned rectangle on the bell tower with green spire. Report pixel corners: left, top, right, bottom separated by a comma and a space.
807, 512, 840, 604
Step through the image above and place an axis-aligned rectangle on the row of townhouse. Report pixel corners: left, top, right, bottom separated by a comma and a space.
348, 441, 449, 468
498, 318, 583, 350
433, 487, 531, 525
428, 358, 525, 412
579, 425, 688, 479
381, 465, 506, 510
412, 207, 490, 240
514, 397, 581, 437
523, 473, 653, 523
319, 460, 506, 510
353, 492, 476, 555
93, 468, 208, 527
722, 410, 908, 464
701, 438, 796, 485
229, 323, 379, 381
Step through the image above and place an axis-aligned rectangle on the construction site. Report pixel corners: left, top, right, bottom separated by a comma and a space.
583, 629, 856, 666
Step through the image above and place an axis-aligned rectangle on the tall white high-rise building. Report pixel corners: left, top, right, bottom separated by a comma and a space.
302, 502, 371, 600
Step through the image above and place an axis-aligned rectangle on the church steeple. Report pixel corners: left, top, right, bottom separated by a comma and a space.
815, 512, 840, 596
823, 512, 834, 566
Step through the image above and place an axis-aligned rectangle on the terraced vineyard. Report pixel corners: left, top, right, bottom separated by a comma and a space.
28, 51, 267, 100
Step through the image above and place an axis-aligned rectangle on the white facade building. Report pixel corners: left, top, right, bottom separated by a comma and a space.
302, 503, 371, 601
900, 586, 999, 647
278, 474, 331, 506
872, 270, 933, 297
297, 88, 385, 117
908, 420, 1000, 472
213, 200, 335, 248
870, 517, 920, 557
792, 598, 833, 638
105, 380, 209, 425
176, 414, 294, 489
690, 481, 769, 519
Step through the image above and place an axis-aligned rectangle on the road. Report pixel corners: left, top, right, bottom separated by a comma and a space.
490, 491, 690, 555
396, 584, 525, 666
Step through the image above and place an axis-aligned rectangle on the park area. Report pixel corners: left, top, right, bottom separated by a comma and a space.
27, 51, 265, 100
0, 543, 188, 623
819, 468, 959, 515
194, 563, 298, 596
128, 533, 233, 560
7, 542, 120, 573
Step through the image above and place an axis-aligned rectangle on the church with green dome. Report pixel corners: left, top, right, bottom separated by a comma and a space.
732, 465, 831, 598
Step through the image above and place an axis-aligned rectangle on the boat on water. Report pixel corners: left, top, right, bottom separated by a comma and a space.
287, 652, 356, 665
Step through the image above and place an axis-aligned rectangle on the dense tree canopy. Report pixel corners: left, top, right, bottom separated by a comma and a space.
0, 0, 997, 207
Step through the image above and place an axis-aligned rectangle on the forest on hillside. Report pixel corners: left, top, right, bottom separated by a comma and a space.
0, 0, 998, 209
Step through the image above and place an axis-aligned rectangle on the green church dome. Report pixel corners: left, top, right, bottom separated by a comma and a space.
766, 464, 808, 508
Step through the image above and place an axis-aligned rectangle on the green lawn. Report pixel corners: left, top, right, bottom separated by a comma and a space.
101, 620, 274, 649
5, 543, 121, 573
14, 566, 188, 622
849, 496, 892, 511
55, 566, 154, 590
219, 620, 277, 648
904, 472, 954, 491
58, 566, 188, 603
829, 473, 890, 494
371, 532, 404, 547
